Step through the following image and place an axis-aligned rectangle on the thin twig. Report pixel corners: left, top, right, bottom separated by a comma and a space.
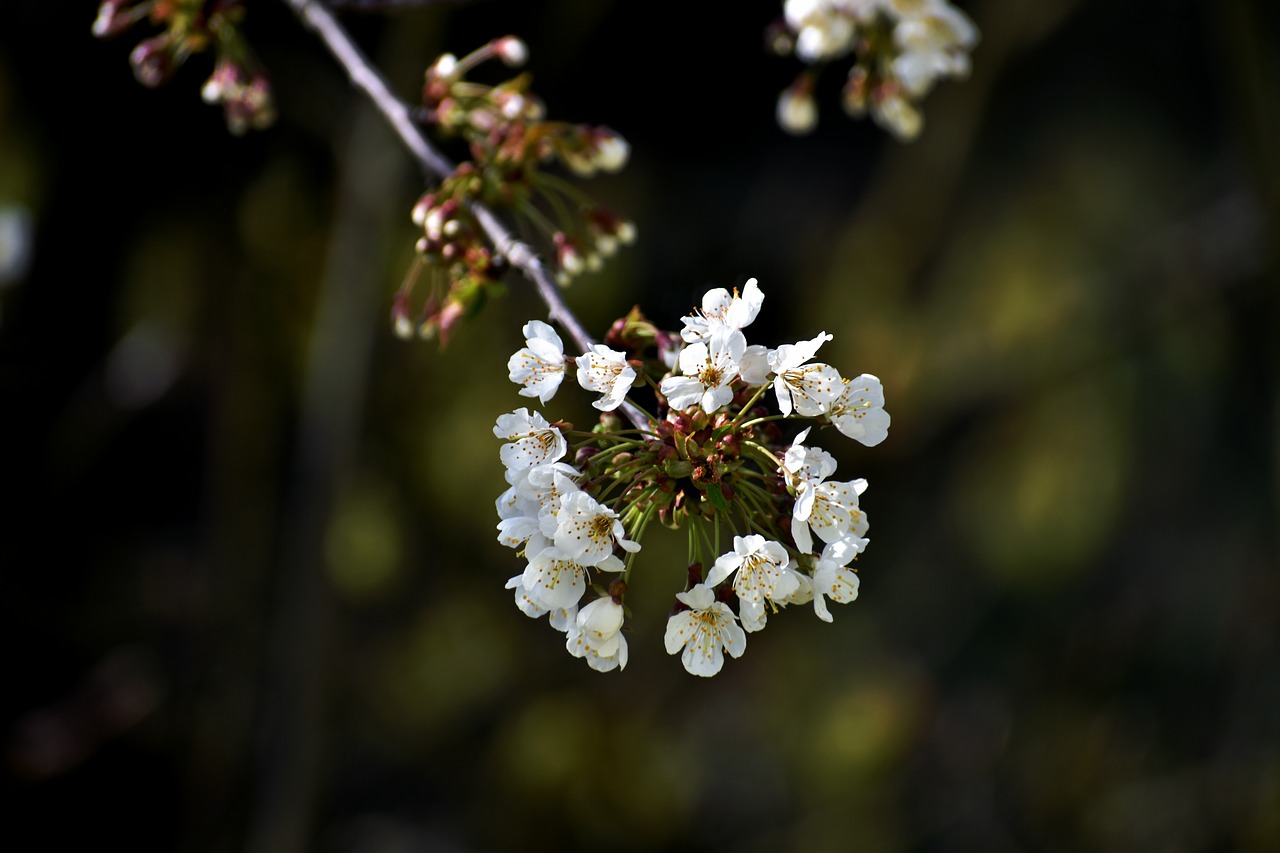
280, 0, 648, 429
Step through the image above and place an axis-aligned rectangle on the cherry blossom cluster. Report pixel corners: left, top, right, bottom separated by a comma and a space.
93, 0, 275, 135
770, 0, 978, 141
495, 279, 890, 676
395, 38, 636, 343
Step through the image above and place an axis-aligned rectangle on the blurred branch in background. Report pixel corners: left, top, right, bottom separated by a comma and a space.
243, 28, 422, 853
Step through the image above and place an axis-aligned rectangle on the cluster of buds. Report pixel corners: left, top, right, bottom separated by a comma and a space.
495, 279, 890, 676
394, 166, 507, 344
397, 38, 634, 340
770, 0, 978, 141
92, 0, 275, 135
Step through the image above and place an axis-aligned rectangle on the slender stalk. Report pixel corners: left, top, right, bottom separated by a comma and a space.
279, 0, 648, 429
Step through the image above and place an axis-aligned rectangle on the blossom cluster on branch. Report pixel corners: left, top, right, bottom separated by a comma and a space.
93, 0, 275, 135
495, 280, 890, 676
771, 0, 978, 140
396, 38, 635, 343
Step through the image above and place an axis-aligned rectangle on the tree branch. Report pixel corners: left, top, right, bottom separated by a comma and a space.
279, 0, 648, 429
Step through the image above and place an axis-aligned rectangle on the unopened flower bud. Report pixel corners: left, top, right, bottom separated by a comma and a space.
777, 83, 817, 135
592, 129, 629, 172
492, 36, 528, 67
391, 292, 414, 339
874, 91, 922, 141
92, 0, 137, 38
843, 66, 870, 117
411, 195, 433, 226
553, 232, 584, 276
129, 36, 176, 88
579, 596, 624, 634
432, 53, 458, 79
595, 234, 618, 257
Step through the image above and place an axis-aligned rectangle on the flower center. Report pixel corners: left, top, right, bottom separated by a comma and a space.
590, 514, 614, 541
698, 364, 724, 386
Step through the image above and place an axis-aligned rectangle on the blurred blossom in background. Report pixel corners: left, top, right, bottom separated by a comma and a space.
1, 1, 1278, 851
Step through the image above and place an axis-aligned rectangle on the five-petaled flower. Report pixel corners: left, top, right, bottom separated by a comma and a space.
575, 344, 636, 411
664, 584, 748, 677
508, 320, 566, 404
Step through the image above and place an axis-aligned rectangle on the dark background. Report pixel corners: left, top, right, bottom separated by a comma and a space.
1, 1, 1278, 850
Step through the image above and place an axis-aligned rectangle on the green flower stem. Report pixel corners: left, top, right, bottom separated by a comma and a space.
537, 171, 596, 209
738, 413, 791, 430
515, 197, 560, 239
729, 385, 771, 426
534, 180, 577, 235
742, 440, 783, 470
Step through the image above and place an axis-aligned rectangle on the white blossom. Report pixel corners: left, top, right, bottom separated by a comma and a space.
792, 476, 869, 555
891, 1, 978, 97
545, 490, 640, 567
705, 535, 799, 633
828, 374, 891, 446
782, 427, 839, 522
507, 320, 566, 404
659, 328, 747, 414
566, 596, 628, 671
784, 0, 858, 62
679, 278, 765, 343
811, 536, 867, 622
522, 546, 616, 612
504, 575, 577, 632
495, 462, 579, 551
575, 344, 635, 411
769, 332, 842, 416
738, 344, 772, 386
494, 408, 567, 472
664, 584, 747, 677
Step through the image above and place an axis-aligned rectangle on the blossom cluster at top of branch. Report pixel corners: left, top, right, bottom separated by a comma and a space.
93, 0, 275, 135
495, 280, 890, 676
771, 0, 978, 141
395, 38, 636, 344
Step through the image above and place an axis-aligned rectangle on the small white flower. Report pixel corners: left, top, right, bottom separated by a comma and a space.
566, 596, 628, 671
496, 462, 579, 551
769, 332, 842, 416
782, 427, 839, 522
504, 575, 577, 632
783, 427, 838, 487
705, 535, 799, 633
522, 546, 611, 612
547, 491, 640, 567
679, 278, 766, 343
811, 536, 867, 622
664, 584, 746, 677
828, 374, 891, 446
792, 477, 869, 555
508, 320, 566, 404
494, 408, 567, 472
738, 344, 772, 386
784, 0, 857, 62
659, 328, 747, 414
575, 344, 636, 411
